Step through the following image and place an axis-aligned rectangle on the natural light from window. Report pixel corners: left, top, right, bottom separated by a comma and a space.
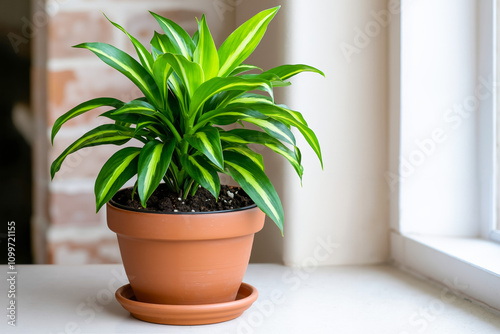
391, 0, 500, 312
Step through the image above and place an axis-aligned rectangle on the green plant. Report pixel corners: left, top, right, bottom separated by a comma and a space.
50, 6, 323, 234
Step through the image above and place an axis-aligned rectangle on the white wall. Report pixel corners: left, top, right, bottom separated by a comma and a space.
399, 0, 480, 237
237, 0, 390, 265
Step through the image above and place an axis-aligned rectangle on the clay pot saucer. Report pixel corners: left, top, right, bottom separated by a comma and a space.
115, 283, 258, 325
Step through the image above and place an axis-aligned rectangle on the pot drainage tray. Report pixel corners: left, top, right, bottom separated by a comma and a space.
115, 283, 258, 325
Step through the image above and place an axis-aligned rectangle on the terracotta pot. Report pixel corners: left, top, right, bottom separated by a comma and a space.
107, 197, 265, 305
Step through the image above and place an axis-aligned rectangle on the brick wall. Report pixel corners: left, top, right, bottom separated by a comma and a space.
32, 0, 235, 263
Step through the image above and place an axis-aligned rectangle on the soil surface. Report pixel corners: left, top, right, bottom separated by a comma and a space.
112, 183, 255, 213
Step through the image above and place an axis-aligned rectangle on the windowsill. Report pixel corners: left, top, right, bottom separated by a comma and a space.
1, 264, 499, 333
404, 234, 500, 274
391, 232, 500, 312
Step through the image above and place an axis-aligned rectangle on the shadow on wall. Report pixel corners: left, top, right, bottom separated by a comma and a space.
0, 0, 33, 264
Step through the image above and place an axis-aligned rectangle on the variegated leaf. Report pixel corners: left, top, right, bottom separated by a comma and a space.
243, 117, 296, 145
197, 105, 265, 127
224, 151, 284, 233
105, 14, 154, 74
151, 32, 179, 56
263, 64, 325, 80
152, 55, 173, 112
52, 97, 124, 144
193, 15, 219, 81
161, 53, 204, 98
185, 126, 224, 169
228, 64, 263, 76
189, 76, 273, 117
137, 139, 175, 206
95, 147, 141, 211
74, 43, 161, 107
218, 6, 280, 77
220, 129, 303, 180
150, 11, 195, 60
51, 124, 134, 179
222, 143, 265, 171
222, 102, 322, 167
180, 154, 220, 198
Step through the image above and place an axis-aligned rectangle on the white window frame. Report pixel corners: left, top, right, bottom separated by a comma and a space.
390, 0, 500, 311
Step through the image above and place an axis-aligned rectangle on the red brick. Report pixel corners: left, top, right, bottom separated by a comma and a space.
48, 11, 113, 59
49, 191, 103, 226
47, 65, 142, 127
47, 238, 121, 264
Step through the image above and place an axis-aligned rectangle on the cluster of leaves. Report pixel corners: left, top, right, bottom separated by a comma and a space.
50, 6, 323, 234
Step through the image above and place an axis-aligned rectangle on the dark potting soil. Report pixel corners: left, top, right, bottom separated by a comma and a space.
111, 183, 255, 213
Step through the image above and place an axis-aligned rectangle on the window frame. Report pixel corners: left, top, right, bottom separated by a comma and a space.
389, 0, 500, 312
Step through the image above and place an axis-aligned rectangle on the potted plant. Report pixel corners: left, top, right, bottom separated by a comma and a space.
50, 6, 323, 325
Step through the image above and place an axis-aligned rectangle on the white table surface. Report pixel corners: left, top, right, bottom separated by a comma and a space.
1, 264, 499, 333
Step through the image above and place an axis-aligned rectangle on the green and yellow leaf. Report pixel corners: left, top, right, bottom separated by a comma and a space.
152, 55, 173, 112
222, 143, 265, 171
228, 64, 262, 76
105, 14, 154, 74
185, 126, 224, 169
218, 6, 280, 77
51, 124, 134, 179
161, 53, 204, 98
51, 97, 124, 144
94, 147, 141, 211
224, 151, 284, 233
220, 129, 303, 180
151, 31, 178, 55
74, 42, 161, 107
243, 117, 296, 145
189, 76, 273, 117
193, 15, 219, 81
137, 139, 175, 206
180, 154, 220, 198
150, 11, 195, 60
263, 64, 325, 80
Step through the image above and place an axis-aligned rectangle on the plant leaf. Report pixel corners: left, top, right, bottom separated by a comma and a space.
263, 64, 325, 80
152, 54, 173, 113
220, 129, 303, 180
180, 154, 220, 199
51, 97, 124, 144
50, 124, 134, 179
250, 104, 322, 168
217, 6, 280, 77
94, 147, 141, 211
74, 42, 161, 107
228, 64, 263, 76
240, 72, 291, 87
189, 76, 273, 117
104, 14, 154, 74
111, 99, 182, 142
151, 31, 179, 55
112, 99, 157, 117
222, 143, 265, 171
185, 126, 224, 169
137, 139, 175, 206
224, 151, 284, 234
150, 11, 195, 60
198, 105, 265, 127
222, 102, 322, 167
243, 117, 296, 145
193, 15, 219, 81
161, 53, 204, 98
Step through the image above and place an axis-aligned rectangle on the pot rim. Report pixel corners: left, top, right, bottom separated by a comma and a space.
108, 186, 257, 215
107, 194, 265, 241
